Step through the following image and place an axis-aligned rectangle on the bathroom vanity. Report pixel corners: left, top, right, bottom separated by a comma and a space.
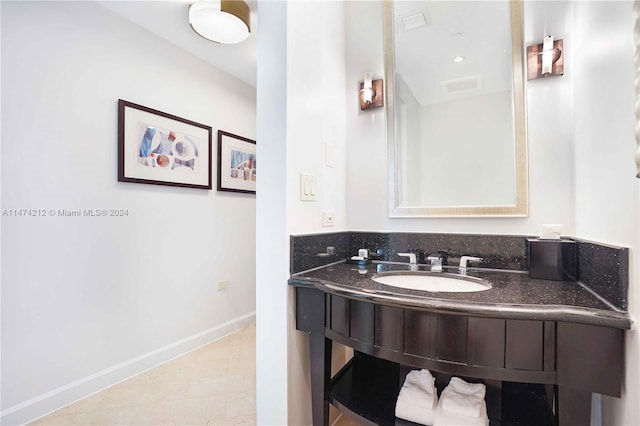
290, 233, 631, 426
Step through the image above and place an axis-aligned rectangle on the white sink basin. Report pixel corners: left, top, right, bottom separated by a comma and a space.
372, 273, 491, 292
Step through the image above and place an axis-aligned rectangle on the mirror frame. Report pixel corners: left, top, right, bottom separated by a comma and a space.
384, 0, 529, 217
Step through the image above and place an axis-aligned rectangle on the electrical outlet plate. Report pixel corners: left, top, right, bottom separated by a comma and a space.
322, 212, 335, 227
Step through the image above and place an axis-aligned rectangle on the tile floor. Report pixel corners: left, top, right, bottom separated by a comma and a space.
29, 323, 363, 426
332, 414, 363, 426
30, 324, 256, 426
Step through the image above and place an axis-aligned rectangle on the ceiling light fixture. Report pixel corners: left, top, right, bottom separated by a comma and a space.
452, 56, 465, 63
189, 0, 251, 44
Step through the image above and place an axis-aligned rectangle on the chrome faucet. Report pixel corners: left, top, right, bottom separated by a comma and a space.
398, 252, 418, 271
458, 256, 483, 275
427, 253, 444, 272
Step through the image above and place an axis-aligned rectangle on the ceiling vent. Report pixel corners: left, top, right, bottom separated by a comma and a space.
396, 8, 431, 32
440, 75, 483, 95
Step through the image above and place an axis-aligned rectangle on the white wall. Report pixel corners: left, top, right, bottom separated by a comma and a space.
0, 0, 4, 417
286, 2, 348, 424
255, 1, 288, 424
1, 2, 256, 424
345, 1, 575, 235
255, 0, 349, 423
571, 2, 639, 425
285, 0, 348, 236
345, 1, 390, 228
255, 0, 348, 424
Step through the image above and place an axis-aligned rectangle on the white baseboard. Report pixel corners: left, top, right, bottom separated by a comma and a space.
1, 312, 256, 426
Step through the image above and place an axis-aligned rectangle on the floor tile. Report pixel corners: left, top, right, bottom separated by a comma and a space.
30, 324, 256, 425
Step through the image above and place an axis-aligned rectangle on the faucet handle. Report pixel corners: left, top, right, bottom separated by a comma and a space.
428, 251, 448, 261
427, 253, 443, 272
429, 250, 449, 265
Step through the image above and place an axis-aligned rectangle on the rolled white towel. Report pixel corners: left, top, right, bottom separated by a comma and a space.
433, 390, 489, 426
405, 369, 436, 393
395, 370, 438, 425
440, 386, 484, 418
395, 396, 437, 425
448, 377, 486, 399
398, 382, 437, 405
439, 378, 486, 418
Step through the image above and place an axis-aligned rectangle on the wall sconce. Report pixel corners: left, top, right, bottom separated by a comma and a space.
360, 72, 384, 110
189, 0, 251, 44
527, 35, 564, 80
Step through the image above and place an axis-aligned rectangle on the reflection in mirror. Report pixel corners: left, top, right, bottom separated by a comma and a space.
384, 0, 528, 217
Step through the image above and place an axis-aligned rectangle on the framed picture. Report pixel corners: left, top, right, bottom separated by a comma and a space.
217, 130, 256, 194
118, 99, 212, 189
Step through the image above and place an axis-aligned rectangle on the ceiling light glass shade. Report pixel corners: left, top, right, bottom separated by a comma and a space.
189, 0, 250, 44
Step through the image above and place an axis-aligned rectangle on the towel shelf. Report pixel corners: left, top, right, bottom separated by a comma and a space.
328, 352, 555, 426
328, 354, 400, 426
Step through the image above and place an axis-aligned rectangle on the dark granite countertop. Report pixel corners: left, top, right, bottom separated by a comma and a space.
289, 261, 632, 330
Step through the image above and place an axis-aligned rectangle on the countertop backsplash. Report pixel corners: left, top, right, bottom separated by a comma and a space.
290, 231, 629, 312
290, 232, 350, 274
573, 238, 628, 311
348, 232, 527, 271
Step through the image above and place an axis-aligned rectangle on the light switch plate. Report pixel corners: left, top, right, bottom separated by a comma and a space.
300, 173, 317, 201
325, 142, 334, 168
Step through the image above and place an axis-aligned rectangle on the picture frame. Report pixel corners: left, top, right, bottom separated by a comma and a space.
118, 99, 212, 190
217, 130, 257, 194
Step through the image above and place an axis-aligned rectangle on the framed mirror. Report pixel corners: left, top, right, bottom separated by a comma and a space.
384, 0, 528, 217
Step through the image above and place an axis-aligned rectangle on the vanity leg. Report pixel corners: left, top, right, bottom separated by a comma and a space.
484, 379, 502, 426
309, 333, 332, 426
557, 387, 591, 426
545, 384, 555, 408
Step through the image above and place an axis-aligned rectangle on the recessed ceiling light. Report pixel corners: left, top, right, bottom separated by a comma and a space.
452, 56, 465, 63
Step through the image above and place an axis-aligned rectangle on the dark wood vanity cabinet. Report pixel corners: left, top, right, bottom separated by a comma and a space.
295, 286, 624, 426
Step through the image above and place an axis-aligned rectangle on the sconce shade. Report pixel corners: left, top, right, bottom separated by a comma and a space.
360, 76, 384, 110
541, 35, 555, 74
363, 72, 374, 104
189, 0, 251, 44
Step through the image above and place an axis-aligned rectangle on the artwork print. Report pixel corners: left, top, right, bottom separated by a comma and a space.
217, 131, 256, 194
137, 126, 198, 170
118, 100, 212, 189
